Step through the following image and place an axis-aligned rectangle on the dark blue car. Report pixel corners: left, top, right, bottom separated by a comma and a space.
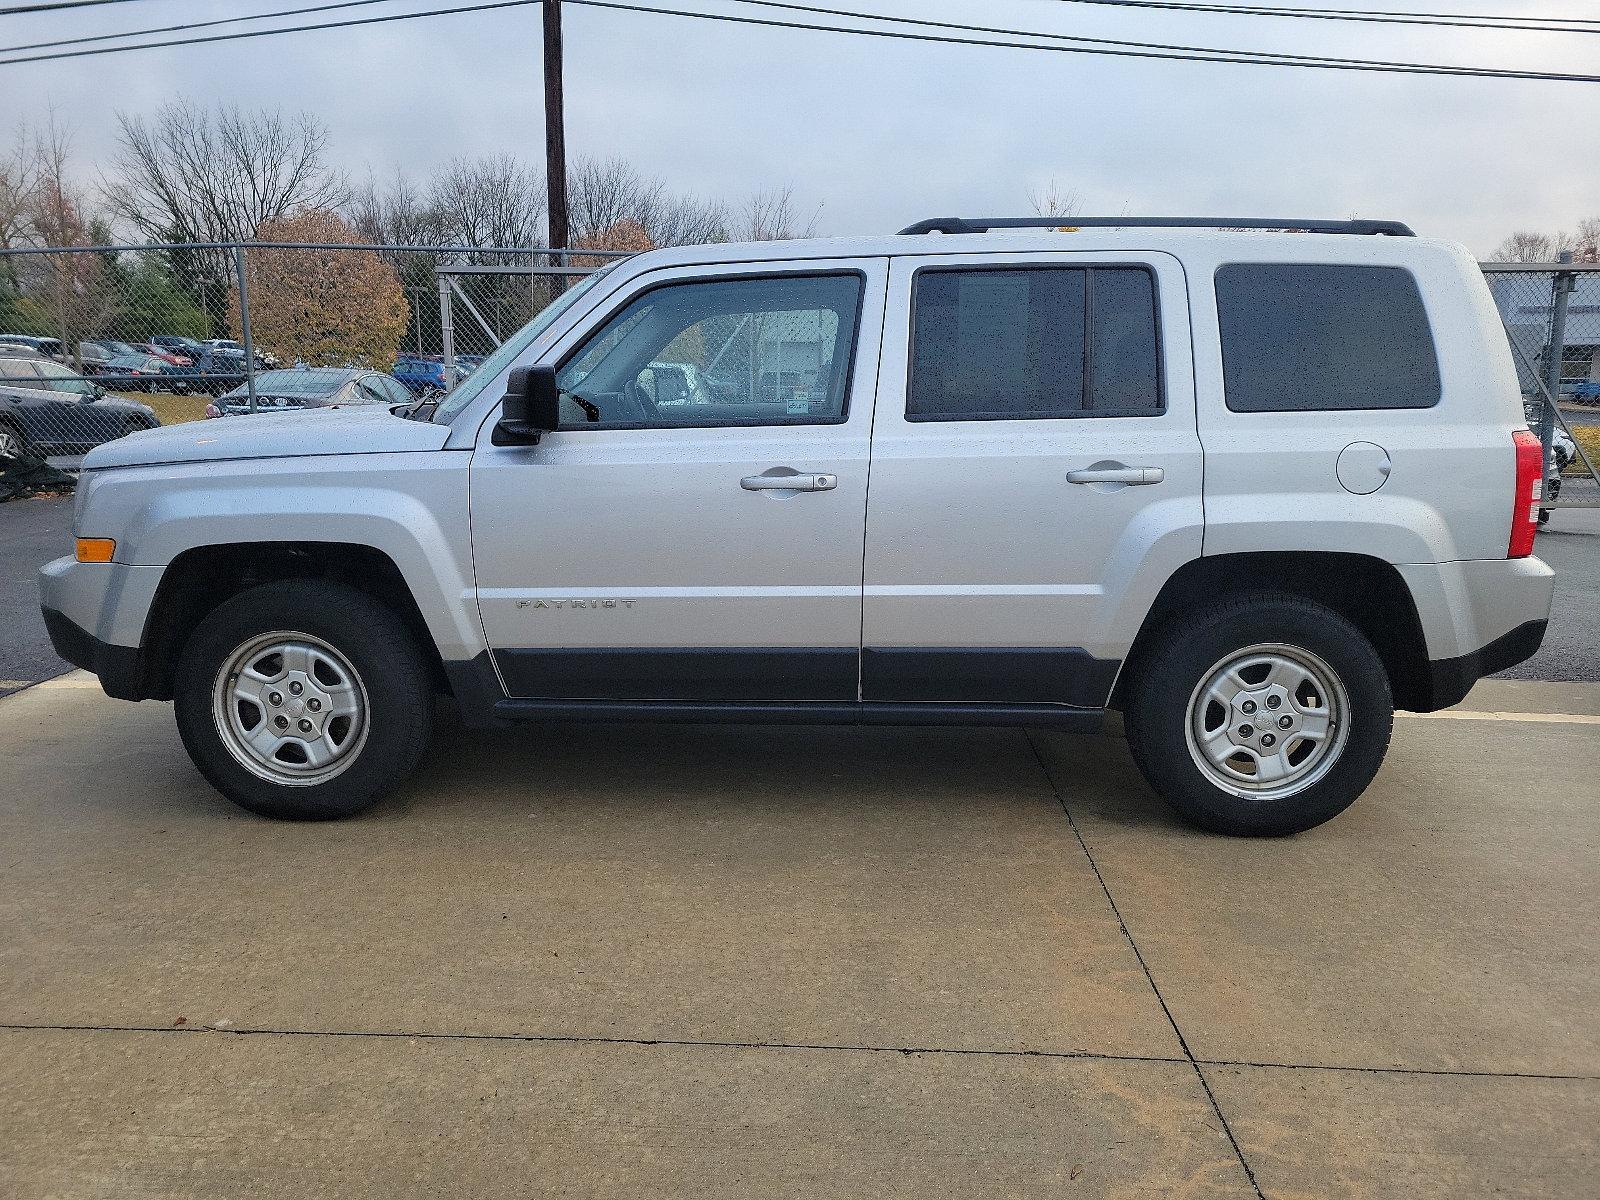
392, 357, 466, 395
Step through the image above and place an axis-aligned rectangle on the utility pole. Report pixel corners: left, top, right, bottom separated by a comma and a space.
543, 0, 569, 255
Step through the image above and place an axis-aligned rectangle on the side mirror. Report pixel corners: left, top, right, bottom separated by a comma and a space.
492, 365, 560, 446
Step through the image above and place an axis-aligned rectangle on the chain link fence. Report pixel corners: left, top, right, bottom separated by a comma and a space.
2, 240, 1598, 516
1482, 261, 1600, 512
0, 240, 619, 476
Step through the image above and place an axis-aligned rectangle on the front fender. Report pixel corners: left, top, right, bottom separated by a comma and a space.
77, 452, 481, 661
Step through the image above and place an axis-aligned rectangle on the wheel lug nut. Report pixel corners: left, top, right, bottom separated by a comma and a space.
268, 691, 282, 706
1241, 700, 1257, 714
1238, 724, 1254, 739
274, 715, 289, 729
1266, 695, 1282, 709
298, 718, 314, 733
289, 681, 304, 696
307, 698, 321, 712
1261, 733, 1277, 747
1278, 715, 1293, 729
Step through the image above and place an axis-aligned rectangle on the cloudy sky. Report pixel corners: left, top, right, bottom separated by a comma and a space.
2, 0, 1598, 254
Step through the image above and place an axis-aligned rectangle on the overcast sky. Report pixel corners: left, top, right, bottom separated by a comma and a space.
2, 0, 1597, 254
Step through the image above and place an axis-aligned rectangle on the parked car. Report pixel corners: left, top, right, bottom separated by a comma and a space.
204, 367, 413, 416
140, 343, 194, 368
75, 342, 115, 375
41, 217, 1554, 832
0, 334, 65, 361
180, 351, 252, 396
392, 357, 466, 395
150, 335, 208, 360
204, 338, 279, 368
1, 347, 159, 458
90, 339, 144, 358
1559, 380, 1600, 406
100, 353, 194, 394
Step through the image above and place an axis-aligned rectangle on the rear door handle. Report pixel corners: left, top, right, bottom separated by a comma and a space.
1066, 466, 1164, 485
741, 472, 837, 492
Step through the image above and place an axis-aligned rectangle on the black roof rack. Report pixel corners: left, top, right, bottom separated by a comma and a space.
898, 216, 1415, 237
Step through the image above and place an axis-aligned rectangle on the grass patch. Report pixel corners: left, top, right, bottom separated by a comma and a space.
1569, 425, 1600, 476
111, 390, 210, 426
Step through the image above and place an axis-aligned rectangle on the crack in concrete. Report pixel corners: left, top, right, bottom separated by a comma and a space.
3, 1022, 1593, 1085
0, 1021, 1189, 1063
1024, 730, 1268, 1200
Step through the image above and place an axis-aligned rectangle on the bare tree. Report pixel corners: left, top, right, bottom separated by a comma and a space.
0, 119, 45, 256
4, 116, 120, 361
728, 187, 818, 242
1487, 230, 1573, 263
1573, 218, 1600, 264
1028, 178, 1083, 220
102, 98, 346, 243
568, 157, 726, 248
348, 168, 440, 247
426, 154, 545, 249
100, 99, 346, 327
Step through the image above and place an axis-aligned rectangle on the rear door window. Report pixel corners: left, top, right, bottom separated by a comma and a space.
1214, 263, 1441, 412
906, 266, 1162, 421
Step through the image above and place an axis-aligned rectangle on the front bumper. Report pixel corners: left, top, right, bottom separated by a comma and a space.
41, 606, 149, 700
38, 555, 166, 700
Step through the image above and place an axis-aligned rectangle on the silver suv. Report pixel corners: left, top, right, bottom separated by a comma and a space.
39, 217, 1554, 834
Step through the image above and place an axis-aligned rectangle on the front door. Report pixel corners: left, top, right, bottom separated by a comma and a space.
861, 250, 1203, 708
470, 259, 886, 702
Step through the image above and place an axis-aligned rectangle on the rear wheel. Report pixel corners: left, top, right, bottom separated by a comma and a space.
1124, 594, 1393, 836
174, 580, 433, 819
0, 421, 26, 460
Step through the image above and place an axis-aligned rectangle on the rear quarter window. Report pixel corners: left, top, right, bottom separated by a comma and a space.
1214, 263, 1441, 412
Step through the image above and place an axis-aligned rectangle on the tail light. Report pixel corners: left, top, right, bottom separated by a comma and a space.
1509, 429, 1543, 558
204, 403, 221, 419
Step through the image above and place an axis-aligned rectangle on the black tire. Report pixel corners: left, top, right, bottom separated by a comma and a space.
174, 579, 433, 820
0, 419, 28, 461
1124, 593, 1393, 837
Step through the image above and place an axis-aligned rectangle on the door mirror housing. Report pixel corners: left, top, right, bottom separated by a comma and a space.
492, 365, 560, 446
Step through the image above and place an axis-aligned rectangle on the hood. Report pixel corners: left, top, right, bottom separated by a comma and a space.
83, 404, 450, 470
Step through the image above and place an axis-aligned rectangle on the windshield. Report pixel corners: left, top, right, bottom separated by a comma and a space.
226, 369, 350, 398
433, 264, 618, 422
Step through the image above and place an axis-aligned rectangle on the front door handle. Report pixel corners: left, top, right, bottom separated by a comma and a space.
741, 472, 837, 492
1066, 466, 1164, 486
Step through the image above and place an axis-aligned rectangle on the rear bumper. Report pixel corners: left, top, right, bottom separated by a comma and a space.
1420, 618, 1547, 712
1398, 556, 1553, 711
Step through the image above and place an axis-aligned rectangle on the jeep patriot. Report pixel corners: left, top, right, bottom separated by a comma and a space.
40, 217, 1554, 834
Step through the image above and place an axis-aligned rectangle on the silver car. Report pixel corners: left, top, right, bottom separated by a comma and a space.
41, 218, 1554, 834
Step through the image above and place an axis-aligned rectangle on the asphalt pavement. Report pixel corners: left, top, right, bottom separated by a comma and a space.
0, 495, 71, 696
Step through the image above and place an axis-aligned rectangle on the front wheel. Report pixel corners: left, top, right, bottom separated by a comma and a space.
174, 580, 434, 819
1123, 594, 1393, 836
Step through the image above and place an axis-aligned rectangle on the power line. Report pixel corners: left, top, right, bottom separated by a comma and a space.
1025, 0, 1600, 35
733, 0, 1600, 70
0, 0, 150, 14
2, 0, 1599, 84
0, 0, 542, 63
7, 0, 403, 53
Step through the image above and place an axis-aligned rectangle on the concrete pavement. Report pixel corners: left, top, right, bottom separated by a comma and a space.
1, 675, 1595, 1197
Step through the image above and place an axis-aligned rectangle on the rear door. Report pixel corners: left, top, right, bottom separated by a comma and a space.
861, 250, 1203, 708
470, 258, 886, 702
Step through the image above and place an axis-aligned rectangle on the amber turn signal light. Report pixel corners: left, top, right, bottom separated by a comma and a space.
75, 538, 115, 563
